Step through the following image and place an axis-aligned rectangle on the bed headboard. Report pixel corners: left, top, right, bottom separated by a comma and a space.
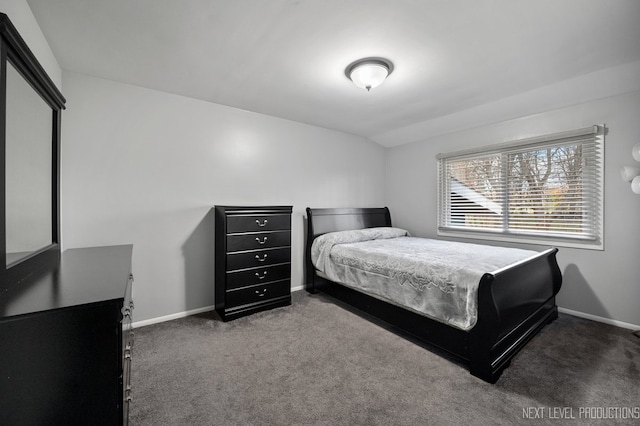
305, 207, 391, 289
306, 207, 391, 239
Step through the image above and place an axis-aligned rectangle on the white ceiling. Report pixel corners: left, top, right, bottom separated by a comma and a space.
26, 0, 640, 147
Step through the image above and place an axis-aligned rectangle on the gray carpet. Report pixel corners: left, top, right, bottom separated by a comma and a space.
130, 291, 640, 425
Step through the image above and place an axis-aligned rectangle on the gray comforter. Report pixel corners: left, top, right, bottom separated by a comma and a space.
311, 227, 538, 330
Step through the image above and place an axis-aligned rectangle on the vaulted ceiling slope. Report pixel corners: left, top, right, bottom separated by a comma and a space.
26, 0, 640, 147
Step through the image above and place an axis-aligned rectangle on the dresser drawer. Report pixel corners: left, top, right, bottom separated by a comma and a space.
226, 263, 291, 290
227, 214, 291, 233
226, 230, 291, 252
227, 247, 291, 271
225, 280, 290, 308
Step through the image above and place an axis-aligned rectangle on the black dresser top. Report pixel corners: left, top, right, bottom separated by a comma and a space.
215, 205, 293, 214
0, 245, 133, 319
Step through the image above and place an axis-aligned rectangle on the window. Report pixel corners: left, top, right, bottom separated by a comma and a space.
437, 125, 604, 249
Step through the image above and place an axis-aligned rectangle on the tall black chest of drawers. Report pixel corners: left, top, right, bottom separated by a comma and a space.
215, 206, 292, 321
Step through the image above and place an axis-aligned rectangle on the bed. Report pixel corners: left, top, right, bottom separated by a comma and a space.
305, 207, 562, 383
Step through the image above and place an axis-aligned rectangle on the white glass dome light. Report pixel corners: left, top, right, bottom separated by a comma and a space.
345, 58, 394, 91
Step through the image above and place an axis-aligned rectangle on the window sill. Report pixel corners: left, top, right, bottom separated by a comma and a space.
437, 228, 603, 251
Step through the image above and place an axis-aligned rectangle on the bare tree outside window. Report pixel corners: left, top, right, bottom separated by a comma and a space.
508, 145, 585, 233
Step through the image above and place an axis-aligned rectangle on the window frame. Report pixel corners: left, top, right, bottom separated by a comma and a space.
437, 125, 605, 250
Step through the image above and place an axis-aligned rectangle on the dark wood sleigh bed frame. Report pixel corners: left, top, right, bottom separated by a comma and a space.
305, 207, 562, 384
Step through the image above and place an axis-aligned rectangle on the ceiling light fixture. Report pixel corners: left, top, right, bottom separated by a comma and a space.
345, 57, 394, 92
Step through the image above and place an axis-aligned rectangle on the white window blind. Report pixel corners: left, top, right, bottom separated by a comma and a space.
437, 125, 604, 249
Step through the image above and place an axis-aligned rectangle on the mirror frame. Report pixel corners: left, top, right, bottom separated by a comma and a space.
0, 13, 65, 291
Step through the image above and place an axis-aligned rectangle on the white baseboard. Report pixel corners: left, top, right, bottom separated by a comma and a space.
132, 305, 215, 328
133, 286, 307, 328
558, 307, 640, 330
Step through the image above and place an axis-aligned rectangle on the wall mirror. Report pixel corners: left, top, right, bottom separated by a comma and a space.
1, 13, 65, 289
5, 60, 54, 266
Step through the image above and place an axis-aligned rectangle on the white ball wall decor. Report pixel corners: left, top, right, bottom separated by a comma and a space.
632, 143, 640, 162
632, 175, 640, 195
621, 144, 640, 194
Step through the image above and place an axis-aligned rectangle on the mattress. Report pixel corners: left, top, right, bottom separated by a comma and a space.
310, 227, 539, 331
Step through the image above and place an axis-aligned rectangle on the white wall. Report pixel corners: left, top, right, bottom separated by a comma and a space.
386, 91, 640, 328
61, 71, 386, 322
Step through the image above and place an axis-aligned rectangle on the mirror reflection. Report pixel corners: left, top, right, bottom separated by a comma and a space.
5, 60, 53, 266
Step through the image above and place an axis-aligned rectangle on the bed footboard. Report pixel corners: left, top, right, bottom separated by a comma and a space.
469, 248, 562, 383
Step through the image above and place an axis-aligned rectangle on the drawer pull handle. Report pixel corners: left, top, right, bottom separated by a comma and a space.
255, 254, 268, 262
255, 236, 268, 245
255, 288, 268, 297
256, 219, 268, 227
255, 271, 268, 280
